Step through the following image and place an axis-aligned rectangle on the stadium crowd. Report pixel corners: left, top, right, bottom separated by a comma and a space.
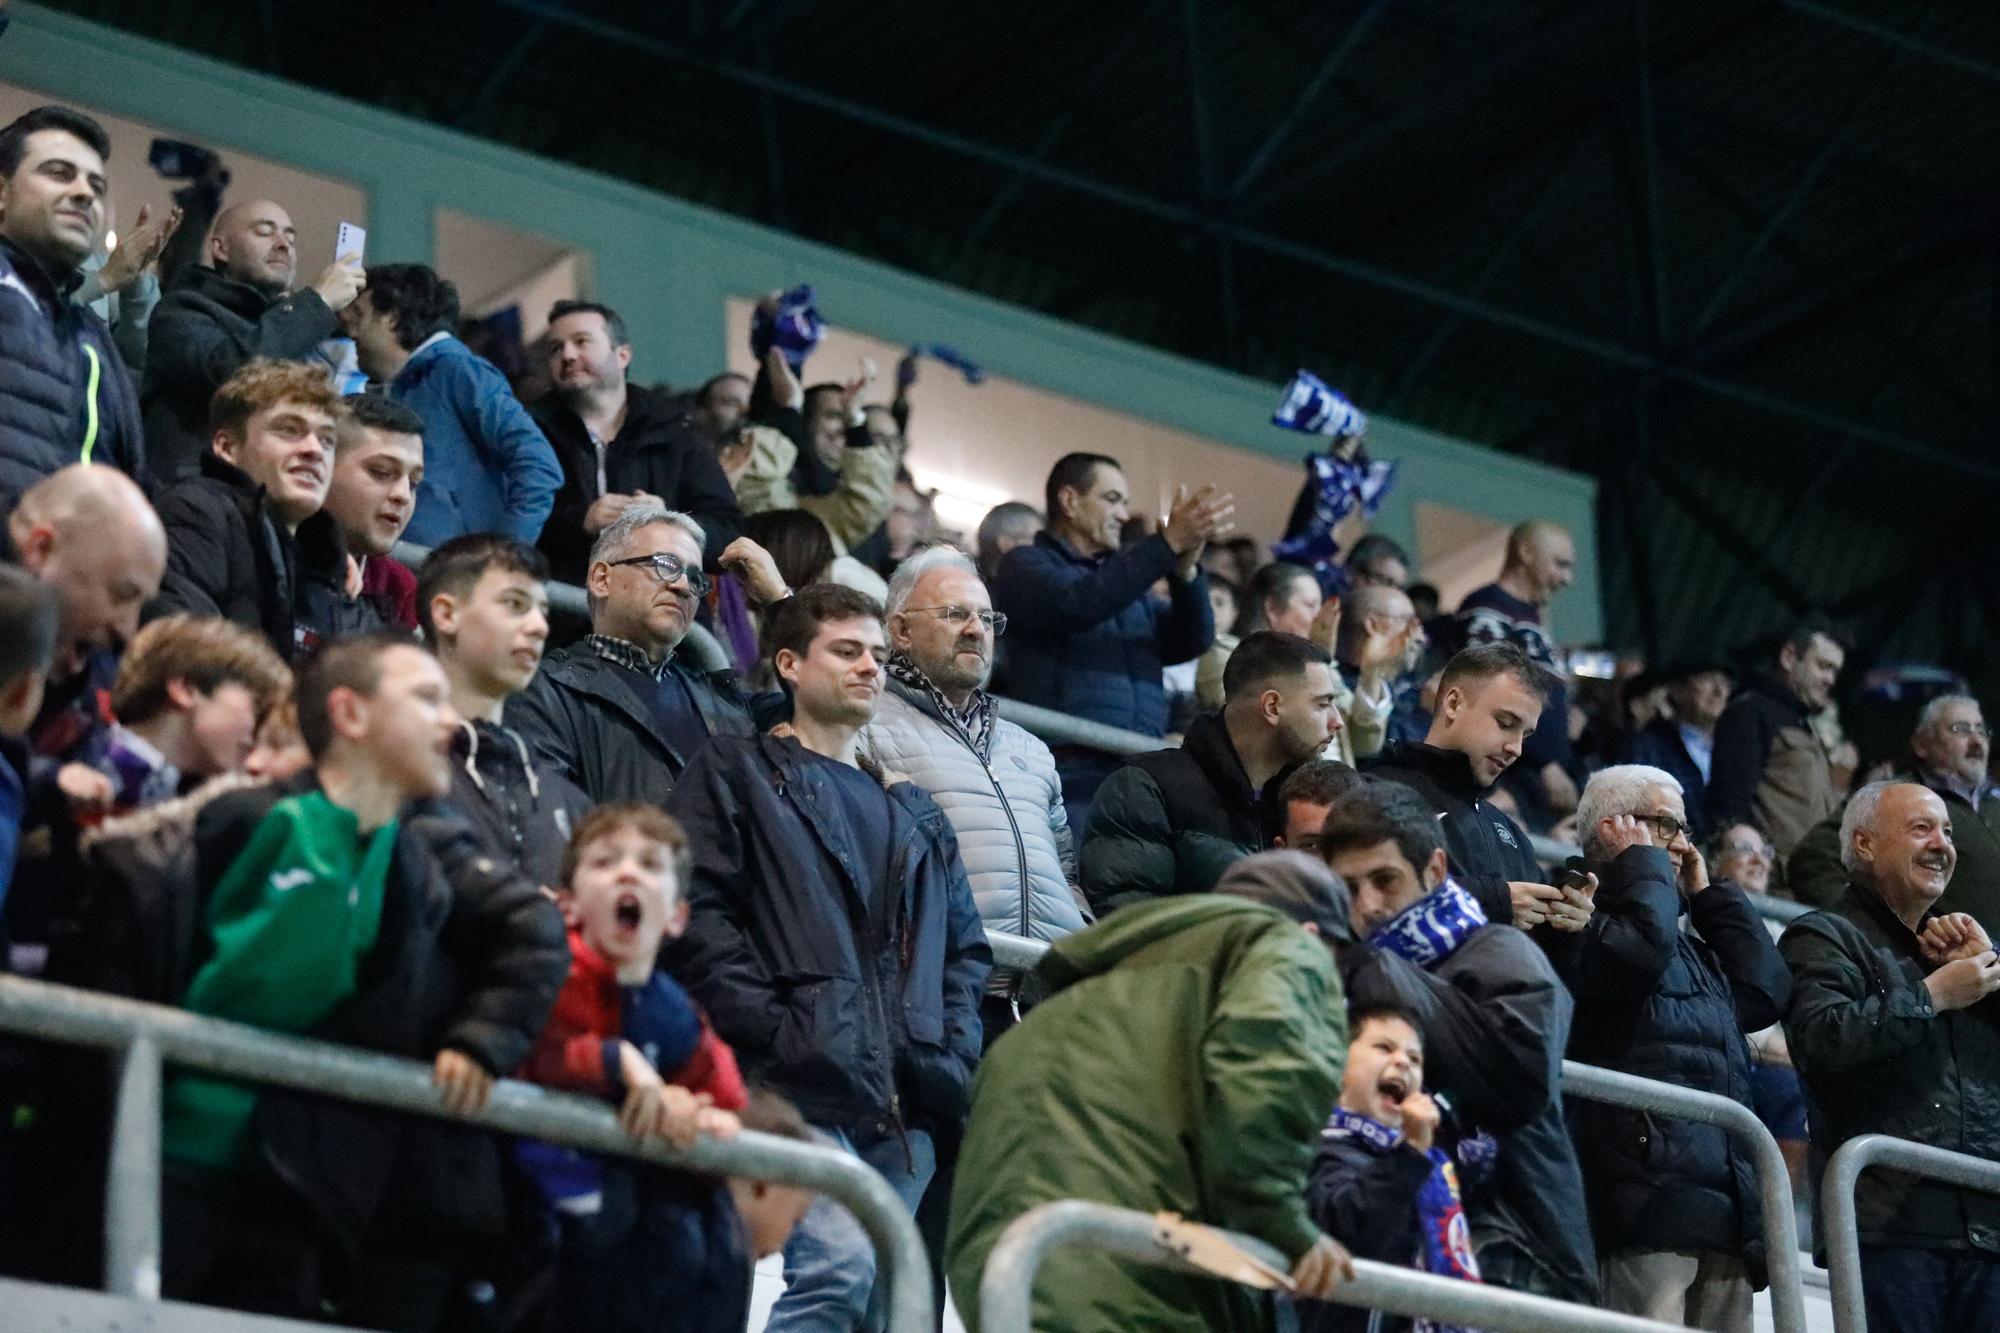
0, 99, 1996, 1333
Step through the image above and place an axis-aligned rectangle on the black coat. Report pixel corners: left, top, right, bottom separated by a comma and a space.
504, 642, 757, 806
1625, 718, 1713, 841
1363, 742, 1533, 925
442, 718, 592, 891
531, 385, 743, 584
1563, 846, 1790, 1276
139, 265, 338, 482
1301, 1131, 1434, 1333
668, 735, 992, 1134
192, 772, 568, 1253
149, 452, 372, 662
1078, 712, 1289, 916
1781, 881, 2000, 1257
0, 238, 144, 516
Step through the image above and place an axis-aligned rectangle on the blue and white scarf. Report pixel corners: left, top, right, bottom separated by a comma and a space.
750, 283, 825, 370
1324, 1108, 1483, 1333
1366, 877, 1488, 969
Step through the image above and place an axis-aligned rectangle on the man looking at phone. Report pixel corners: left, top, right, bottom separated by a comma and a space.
143, 198, 365, 481
1563, 765, 1791, 1331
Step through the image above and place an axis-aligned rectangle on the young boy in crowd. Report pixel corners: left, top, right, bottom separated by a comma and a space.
518, 803, 812, 1333
1301, 1004, 1484, 1333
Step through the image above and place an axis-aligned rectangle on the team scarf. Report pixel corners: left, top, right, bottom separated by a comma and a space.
750, 283, 825, 369
1366, 876, 1488, 969
886, 651, 996, 761
1324, 1108, 1483, 1332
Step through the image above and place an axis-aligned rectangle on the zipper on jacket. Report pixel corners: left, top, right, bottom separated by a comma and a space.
80, 344, 102, 464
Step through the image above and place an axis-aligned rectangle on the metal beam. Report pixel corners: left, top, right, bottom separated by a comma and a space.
1227, 0, 1391, 201
1775, 0, 2000, 89
1626, 0, 1670, 350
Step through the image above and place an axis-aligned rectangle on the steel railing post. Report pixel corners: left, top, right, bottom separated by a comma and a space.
103, 1032, 161, 1300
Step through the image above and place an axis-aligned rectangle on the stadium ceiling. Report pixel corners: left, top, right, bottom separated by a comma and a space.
43, 0, 2000, 678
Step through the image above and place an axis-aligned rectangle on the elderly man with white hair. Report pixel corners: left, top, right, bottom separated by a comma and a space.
1561, 764, 1791, 1332
1781, 780, 2000, 1333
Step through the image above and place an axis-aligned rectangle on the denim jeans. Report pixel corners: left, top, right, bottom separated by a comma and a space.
1860, 1246, 2000, 1333
766, 1125, 936, 1333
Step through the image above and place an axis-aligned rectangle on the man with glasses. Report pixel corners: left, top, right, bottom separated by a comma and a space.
1335, 580, 1427, 761
1562, 765, 1791, 1331
507, 505, 776, 804
1789, 695, 2000, 922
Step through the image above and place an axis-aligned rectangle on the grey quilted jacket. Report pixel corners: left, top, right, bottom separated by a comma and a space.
861, 680, 1084, 987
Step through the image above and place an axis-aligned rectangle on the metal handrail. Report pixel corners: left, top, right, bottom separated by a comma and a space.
1822, 1133, 2000, 1333
979, 1198, 1683, 1333
984, 928, 1806, 1333
0, 975, 934, 1333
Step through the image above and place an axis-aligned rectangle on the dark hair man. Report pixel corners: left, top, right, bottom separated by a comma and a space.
322, 392, 426, 629
974, 500, 1041, 582
1626, 660, 1733, 843
531, 298, 742, 585
670, 583, 990, 1333
993, 451, 1230, 830
1275, 759, 1364, 855
0, 105, 146, 511
140, 197, 364, 480
1708, 618, 1847, 862
340, 262, 562, 548
1320, 781, 1597, 1306
1083, 631, 1342, 915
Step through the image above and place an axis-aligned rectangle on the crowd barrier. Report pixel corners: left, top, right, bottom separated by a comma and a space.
0, 975, 935, 1333
979, 1198, 1684, 1333
1821, 1134, 2000, 1333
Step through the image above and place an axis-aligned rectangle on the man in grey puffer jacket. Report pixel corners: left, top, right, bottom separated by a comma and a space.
861, 546, 1085, 1037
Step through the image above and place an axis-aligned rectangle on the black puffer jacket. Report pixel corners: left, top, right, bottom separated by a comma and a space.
0, 238, 144, 516
1363, 742, 1531, 925
505, 642, 757, 806
1078, 712, 1288, 915
191, 772, 569, 1253
442, 718, 591, 890
140, 265, 338, 482
668, 735, 992, 1134
1781, 880, 2000, 1258
149, 451, 368, 662
1563, 845, 1791, 1278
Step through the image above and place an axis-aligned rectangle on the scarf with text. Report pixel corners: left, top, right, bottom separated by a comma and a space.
1366, 876, 1488, 969
1324, 1107, 1483, 1331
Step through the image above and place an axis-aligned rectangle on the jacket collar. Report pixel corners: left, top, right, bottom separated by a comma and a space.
1181, 712, 1258, 806
541, 643, 685, 766
1033, 528, 1110, 568
180, 263, 281, 317
0, 235, 80, 301
757, 733, 935, 916
391, 332, 456, 390
1380, 740, 1490, 801
1840, 874, 1939, 947
1741, 671, 1812, 723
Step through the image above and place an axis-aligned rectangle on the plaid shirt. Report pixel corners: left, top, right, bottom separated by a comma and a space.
587, 634, 671, 682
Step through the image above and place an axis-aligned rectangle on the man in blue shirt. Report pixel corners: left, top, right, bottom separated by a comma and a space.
341, 263, 561, 546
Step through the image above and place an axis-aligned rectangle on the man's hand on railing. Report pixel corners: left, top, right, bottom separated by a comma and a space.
1290, 1234, 1357, 1300
433, 1048, 494, 1115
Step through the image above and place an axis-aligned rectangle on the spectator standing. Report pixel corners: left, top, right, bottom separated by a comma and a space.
532, 300, 742, 584
1791, 695, 2000, 920
1082, 631, 1341, 914
1781, 781, 2000, 1333
162, 634, 567, 1328
0, 567, 58, 911
418, 535, 590, 889
341, 263, 562, 546
1334, 580, 1426, 764
993, 452, 1227, 830
1707, 619, 1845, 861
974, 501, 1041, 583
1274, 759, 1364, 854
1345, 533, 1410, 591
0, 106, 146, 511
947, 852, 1356, 1333
140, 198, 364, 480
1366, 642, 1590, 934
151, 360, 359, 660
1565, 766, 1790, 1331
670, 585, 991, 1333
1627, 661, 1733, 841
73, 200, 179, 379
506, 508, 761, 805
322, 393, 425, 630
1321, 782, 1597, 1304
1451, 520, 1579, 820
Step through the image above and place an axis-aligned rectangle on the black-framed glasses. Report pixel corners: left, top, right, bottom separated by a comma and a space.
902, 605, 1007, 635
1637, 812, 1689, 842
607, 552, 709, 597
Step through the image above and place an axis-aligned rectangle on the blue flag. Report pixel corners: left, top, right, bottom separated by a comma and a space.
750, 284, 825, 370
1273, 368, 1367, 439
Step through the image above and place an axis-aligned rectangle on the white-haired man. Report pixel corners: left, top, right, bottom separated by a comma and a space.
506, 504, 777, 804
1561, 765, 1790, 1331
1781, 781, 2000, 1333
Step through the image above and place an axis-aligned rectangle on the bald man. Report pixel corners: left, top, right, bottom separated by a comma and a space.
141, 198, 365, 482
1451, 520, 1579, 822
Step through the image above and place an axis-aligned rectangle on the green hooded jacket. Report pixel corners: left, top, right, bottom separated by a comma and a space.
946, 895, 1346, 1333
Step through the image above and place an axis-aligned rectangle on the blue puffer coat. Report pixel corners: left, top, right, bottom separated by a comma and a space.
991, 531, 1212, 739
1562, 845, 1792, 1280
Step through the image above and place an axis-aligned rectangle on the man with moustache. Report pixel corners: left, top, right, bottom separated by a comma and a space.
1781, 781, 2000, 1333
143, 197, 364, 481
506, 505, 766, 805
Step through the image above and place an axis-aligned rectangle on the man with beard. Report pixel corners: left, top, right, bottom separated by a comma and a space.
320, 393, 425, 630
1781, 781, 2000, 1333
1708, 619, 1846, 860
531, 300, 741, 586
506, 506, 762, 806
142, 198, 364, 481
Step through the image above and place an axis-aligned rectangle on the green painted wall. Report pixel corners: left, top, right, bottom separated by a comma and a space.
1, 2, 1601, 638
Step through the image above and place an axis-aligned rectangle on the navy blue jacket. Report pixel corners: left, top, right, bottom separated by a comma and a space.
1625, 718, 1713, 841
668, 735, 992, 1134
0, 238, 144, 516
991, 531, 1212, 738
1563, 845, 1790, 1278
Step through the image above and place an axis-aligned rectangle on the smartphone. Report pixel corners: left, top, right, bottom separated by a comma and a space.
335, 221, 367, 266
1558, 867, 1594, 895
